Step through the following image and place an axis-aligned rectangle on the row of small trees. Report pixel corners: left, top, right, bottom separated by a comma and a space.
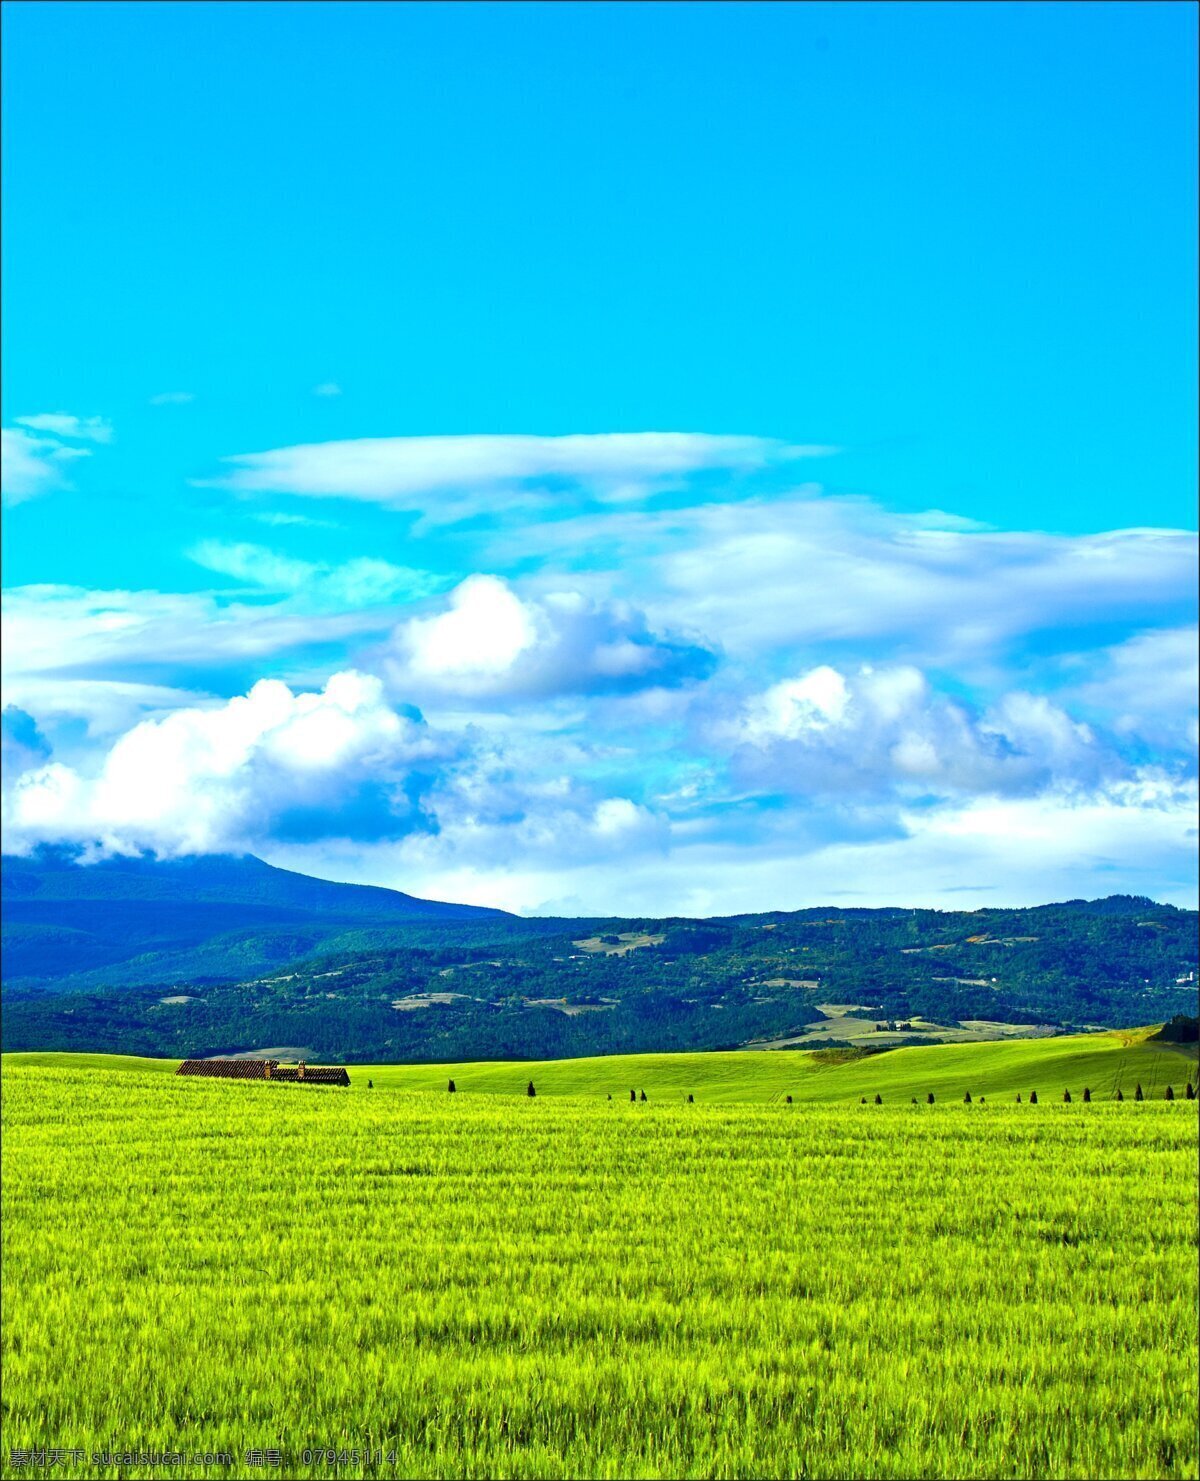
857, 1082, 1196, 1104
441, 1077, 1196, 1101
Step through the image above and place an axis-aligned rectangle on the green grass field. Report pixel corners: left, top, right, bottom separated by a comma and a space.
4, 1024, 1194, 1102
2, 1035, 1197, 1479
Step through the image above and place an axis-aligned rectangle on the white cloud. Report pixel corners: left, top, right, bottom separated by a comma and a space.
262, 772, 1199, 916
187, 539, 441, 608
1065, 626, 1200, 751
1, 585, 393, 706
2, 428, 92, 504
14, 413, 113, 443
510, 495, 1198, 665
3, 413, 1195, 912
401, 576, 539, 680
250, 511, 339, 530
312, 382, 342, 397
1, 678, 218, 743
741, 666, 851, 738
148, 391, 195, 406
2, 705, 52, 781
729, 661, 1107, 799
202, 432, 833, 523
2, 671, 445, 857
382, 574, 715, 702
189, 541, 316, 593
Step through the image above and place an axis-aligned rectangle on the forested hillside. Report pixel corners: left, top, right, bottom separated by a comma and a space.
3, 850, 1195, 1060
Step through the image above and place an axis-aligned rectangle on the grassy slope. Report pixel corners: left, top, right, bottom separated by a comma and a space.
5, 1028, 1195, 1102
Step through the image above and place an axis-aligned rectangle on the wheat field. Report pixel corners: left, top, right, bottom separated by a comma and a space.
2, 1050, 1197, 1479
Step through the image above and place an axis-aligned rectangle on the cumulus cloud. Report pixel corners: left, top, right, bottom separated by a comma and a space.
381, 574, 716, 703
2, 671, 449, 857
269, 743, 672, 912
726, 662, 1109, 799
1, 658, 674, 886
201, 432, 833, 523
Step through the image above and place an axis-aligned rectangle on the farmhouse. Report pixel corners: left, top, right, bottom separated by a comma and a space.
176, 1058, 350, 1086
271, 1064, 351, 1085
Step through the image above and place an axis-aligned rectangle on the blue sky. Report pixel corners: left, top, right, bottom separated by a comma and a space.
2, 1, 1197, 912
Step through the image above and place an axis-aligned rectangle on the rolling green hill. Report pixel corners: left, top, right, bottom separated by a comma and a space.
7, 1026, 1194, 1103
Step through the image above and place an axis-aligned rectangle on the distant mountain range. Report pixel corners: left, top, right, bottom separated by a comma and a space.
2, 849, 1196, 1061
1, 849, 508, 984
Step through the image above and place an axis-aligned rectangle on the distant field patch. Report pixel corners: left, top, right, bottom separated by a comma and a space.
571, 932, 665, 955
745, 1003, 1060, 1051
392, 992, 472, 1011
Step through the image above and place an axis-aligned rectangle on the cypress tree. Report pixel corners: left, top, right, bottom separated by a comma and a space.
640, 1090, 647, 1102
687, 1093, 694, 1103
448, 1079, 456, 1093
367, 1079, 373, 1090
527, 1080, 536, 1098
1029, 1091, 1038, 1104
1165, 1084, 1175, 1101
963, 1091, 972, 1103
630, 1089, 637, 1102
1115, 1088, 1124, 1101
1134, 1083, 1144, 1101
1186, 1083, 1196, 1100
860, 1097, 867, 1105
1063, 1089, 1071, 1103
1082, 1087, 1090, 1102
786, 1095, 793, 1104
1015, 1093, 1021, 1103
874, 1094, 882, 1105
927, 1092, 935, 1104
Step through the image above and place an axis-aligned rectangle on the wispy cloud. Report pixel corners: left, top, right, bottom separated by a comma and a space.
148, 391, 195, 406
14, 413, 113, 443
2, 427, 93, 505
187, 539, 442, 609
312, 382, 342, 398
250, 510, 339, 530
1, 584, 391, 701
200, 432, 836, 523
510, 495, 1198, 665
